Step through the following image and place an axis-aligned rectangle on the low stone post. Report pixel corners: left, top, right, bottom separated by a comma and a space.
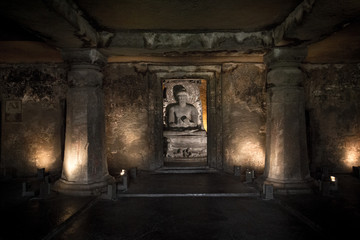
263, 47, 313, 193
54, 49, 114, 196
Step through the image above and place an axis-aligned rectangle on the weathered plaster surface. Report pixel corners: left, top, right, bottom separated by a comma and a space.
103, 64, 150, 173
303, 63, 360, 172
0, 64, 67, 176
221, 63, 267, 173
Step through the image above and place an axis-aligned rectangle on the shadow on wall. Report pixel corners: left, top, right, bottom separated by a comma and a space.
303, 64, 360, 173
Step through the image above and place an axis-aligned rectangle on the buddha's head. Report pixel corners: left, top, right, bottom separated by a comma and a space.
173, 85, 188, 106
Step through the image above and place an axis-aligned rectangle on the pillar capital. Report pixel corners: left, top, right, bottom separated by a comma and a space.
265, 47, 307, 88
67, 65, 104, 87
61, 49, 106, 87
264, 47, 307, 69
61, 48, 107, 67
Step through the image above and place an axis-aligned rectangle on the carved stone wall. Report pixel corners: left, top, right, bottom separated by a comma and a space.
303, 63, 360, 172
103, 63, 152, 173
221, 63, 267, 173
0, 64, 67, 176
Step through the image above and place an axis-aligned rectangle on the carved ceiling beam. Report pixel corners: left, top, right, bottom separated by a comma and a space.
43, 0, 113, 48
272, 0, 316, 46
102, 31, 273, 55
273, 0, 360, 47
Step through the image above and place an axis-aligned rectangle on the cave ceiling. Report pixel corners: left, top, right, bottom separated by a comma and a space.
0, 0, 359, 63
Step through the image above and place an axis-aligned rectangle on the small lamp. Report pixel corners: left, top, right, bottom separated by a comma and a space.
329, 175, 338, 191
117, 169, 128, 192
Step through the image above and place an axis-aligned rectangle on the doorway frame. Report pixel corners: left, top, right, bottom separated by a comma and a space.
147, 65, 223, 169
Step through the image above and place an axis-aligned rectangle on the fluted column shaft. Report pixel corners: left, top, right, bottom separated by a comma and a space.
55, 49, 113, 196
263, 48, 312, 192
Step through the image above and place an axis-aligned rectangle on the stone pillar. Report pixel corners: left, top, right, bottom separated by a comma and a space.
54, 49, 114, 196
263, 47, 313, 193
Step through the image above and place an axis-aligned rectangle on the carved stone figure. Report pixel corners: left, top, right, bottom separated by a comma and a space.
168, 85, 199, 129
163, 80, 207, 161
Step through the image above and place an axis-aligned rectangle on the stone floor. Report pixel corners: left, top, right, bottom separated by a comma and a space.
0, 171, 359, 240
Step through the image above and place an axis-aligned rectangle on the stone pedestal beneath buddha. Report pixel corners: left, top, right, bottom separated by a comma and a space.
164, 130, 207, 162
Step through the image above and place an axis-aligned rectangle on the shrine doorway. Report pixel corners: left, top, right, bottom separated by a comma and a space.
162, 79, 207, 165
148, 65, 223, 170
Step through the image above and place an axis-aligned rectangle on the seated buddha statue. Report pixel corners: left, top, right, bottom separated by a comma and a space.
167, 85, 199, 129
163, 83, 207, 160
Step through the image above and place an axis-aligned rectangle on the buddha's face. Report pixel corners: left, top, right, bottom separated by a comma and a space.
177, 93, 188, 106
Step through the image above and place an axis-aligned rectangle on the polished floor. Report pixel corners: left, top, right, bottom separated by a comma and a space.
0, 172, 359, 240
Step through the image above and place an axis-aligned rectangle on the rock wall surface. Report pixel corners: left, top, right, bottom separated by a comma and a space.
103, 64, 151, 173
303, 63, 360, 172
221, 63, 267, 173
0, 64, 67, 176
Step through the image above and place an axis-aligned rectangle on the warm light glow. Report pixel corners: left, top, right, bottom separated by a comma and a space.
63, 141, 87, 179
200, 79, 207, 131
122, 131, 139, 145
120, 169, 126, 176
225, 139, 265, 171
345, 150, 358, 164
64, 155, 80, 177
344, 141, 360, 170
240, 140, 266, 169
33, 146, 56, 170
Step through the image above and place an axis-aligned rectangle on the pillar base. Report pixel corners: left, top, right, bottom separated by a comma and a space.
53, 174, 115, 196
256, 176, 314, 195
